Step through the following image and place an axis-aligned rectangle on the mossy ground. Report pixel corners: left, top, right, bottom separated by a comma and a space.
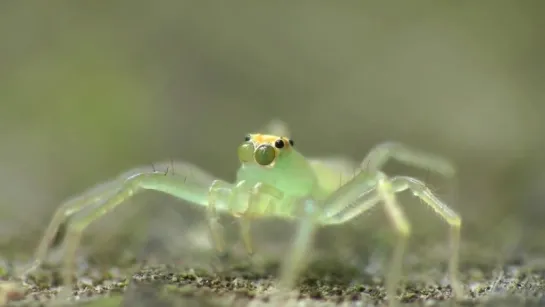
2, 251, 545, 307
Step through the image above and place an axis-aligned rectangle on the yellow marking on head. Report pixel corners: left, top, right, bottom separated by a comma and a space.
250, 134, 293, 149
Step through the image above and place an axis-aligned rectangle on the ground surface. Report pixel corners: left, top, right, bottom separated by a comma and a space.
2, 252, 545, 307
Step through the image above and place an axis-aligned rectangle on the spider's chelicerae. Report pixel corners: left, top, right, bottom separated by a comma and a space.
22, 120, 462, 304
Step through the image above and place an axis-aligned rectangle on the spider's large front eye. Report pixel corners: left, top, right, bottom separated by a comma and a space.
237, 142, 254, 162
254, 145, 276, 166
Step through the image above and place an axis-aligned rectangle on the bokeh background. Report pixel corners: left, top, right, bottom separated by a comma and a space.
1, 1, 544, 286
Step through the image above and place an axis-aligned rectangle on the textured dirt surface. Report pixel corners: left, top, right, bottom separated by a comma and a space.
2, 252, 545, 307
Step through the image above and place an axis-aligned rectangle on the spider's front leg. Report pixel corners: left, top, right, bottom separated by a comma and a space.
236, 182, 284, 256
371, 173, 462, 302
315, 144, 462, 304
208, 180, 284, 257
359, 142, 462, 298
361, 142, 456, 177
389, 175, 462, 295
277, 197, 322, 291
22, 162, 225, 299
311, 172, 415, 306
206, 180, 233, 254
19, 179, 124, 278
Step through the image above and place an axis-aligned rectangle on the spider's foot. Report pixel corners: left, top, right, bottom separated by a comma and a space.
451, 281, 464, 299
55, 286, 74, 303
267, 283, 296, 303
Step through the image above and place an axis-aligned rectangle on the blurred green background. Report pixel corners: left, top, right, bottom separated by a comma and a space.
1, 1, 544, 278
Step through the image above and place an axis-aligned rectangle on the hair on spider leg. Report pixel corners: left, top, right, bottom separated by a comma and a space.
184, 163, 197, 184
163, 159, 171, 176
150, 161, 166, 175
156, 157, 176, 176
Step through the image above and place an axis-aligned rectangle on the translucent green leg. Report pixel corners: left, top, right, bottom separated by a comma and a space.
37, 171, 217, 298
276, 179, 397, 294
321, 187, 381, 225
376, 173, 411, 307
311, 170, 408, 305
322, 172, 411, 306
319, 170, 460, 304
361, 142, 456, 177
358, 142, 462, 300
277, 198, 319, 291
221, 180, 254, 255
391, 176, 463, 298
207, 180, 234, 253
19, 179, 122, 277
320, 173, 461, 305
238, 218, 253, 255
22, 162, 217, 282
237, 182, 283, 255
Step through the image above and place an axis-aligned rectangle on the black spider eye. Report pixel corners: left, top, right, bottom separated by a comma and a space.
289, 139, 294, 146
244, 134, 251, 142
274, 139, 285, 149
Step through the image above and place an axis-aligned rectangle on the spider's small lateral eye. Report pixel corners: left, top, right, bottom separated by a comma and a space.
244, 134, 251, 142
288, 139, 294, 146
274, 139, 285, 149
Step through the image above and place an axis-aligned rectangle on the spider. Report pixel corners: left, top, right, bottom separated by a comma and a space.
21, 120, 462, 304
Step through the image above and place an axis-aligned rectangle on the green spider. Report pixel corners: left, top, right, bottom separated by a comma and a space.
21, 120, 462, 304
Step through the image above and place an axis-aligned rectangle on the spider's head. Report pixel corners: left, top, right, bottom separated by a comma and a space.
237, 133, 295, 168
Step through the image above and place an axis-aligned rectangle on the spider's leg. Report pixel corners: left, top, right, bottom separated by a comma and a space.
27, 162, 229, 297
360, 143, 460, 233
361, 142, 455, 177
390, 175, 462, 297
209, 179, 261, 257
277, 198, 320, 291
320, 172, 462, 303
238, 218, 253, 256
207, 179, 235, 254
321, 172, 409, 305
22, 162, 219, 278
237, 182, 284, 256
321, 185, 381, 225
375, 173, 411, 305
19, 179, 123, 277
275, 175, 382, 292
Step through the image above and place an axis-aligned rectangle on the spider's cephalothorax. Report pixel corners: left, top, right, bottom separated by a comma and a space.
236, 134, 317, 203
